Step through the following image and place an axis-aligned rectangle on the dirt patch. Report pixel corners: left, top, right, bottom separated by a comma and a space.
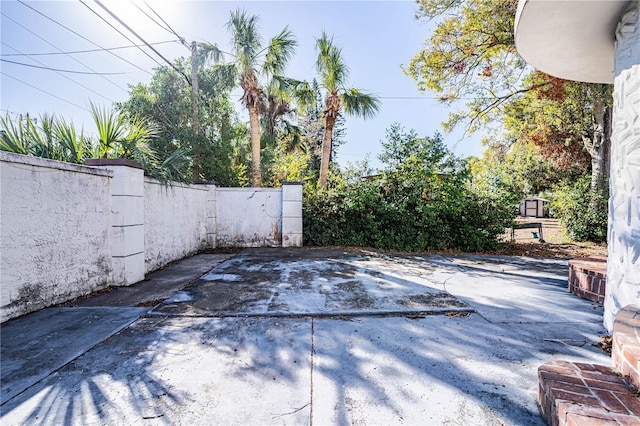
500, 217, 607, 258
398, 293, 468, 309
596, 335, 612, 356
329, 280, 376, 310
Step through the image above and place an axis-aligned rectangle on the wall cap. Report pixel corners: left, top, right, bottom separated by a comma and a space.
1, 151, 113, 177
85, 158, 144, 169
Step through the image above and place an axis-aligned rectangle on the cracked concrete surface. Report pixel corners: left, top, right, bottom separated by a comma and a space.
0, 248, 609, 425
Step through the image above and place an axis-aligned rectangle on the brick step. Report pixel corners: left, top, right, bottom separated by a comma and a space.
568, 257, 607, 303
538, 305, 640, 425
613, 305, 640, 390
539, 360, 640, 425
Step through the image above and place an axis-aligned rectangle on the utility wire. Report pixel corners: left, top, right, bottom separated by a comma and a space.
1, 72, 89, 111
0, 40, 179, 57
131, 2, 172, 35
143, 1, 188, 48
1, 42, 114, 103
78, 0, 163, 68
91, 0, 191, 85
0, 108, 23, 117
1, 58, 130, 75
16, 0, 152, 76
1, 12, 128, 94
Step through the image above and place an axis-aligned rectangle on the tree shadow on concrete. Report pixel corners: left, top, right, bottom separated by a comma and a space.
0, 249, 609, 425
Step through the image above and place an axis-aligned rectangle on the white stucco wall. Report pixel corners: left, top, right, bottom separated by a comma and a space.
0, 155, 302, 322
215, 188, 282, 247
144, 178, 209, 273
605, 2, 640, 330
0, 152, 114, 322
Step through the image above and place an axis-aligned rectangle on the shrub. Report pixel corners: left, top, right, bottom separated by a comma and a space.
551, 176, 608, 242
303, 164, 513, 252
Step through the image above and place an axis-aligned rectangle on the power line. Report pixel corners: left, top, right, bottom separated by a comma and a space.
0, 108, 23, 117
0, 12, 128, 94
78, 0, 164, 68
1, 72, 89, 112
143, 1, 188, 48
1, 59, 131, 75
379, 96, 494, 100
91, 0, 191, 85
1, 41, 114, 103
16, 0, 153, 76
131, 2, 172, 36
0, 40, 179, 57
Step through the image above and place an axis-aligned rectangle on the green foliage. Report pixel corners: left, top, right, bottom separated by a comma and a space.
0, 109, 190, 183
1, 113, 93, 163
405, 0, 523, 133
118, 60, 248, 185
304, 125, 513, 252
551, 176, 608, 242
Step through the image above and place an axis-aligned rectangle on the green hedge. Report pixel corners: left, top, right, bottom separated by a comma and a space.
303, 172, 513, 252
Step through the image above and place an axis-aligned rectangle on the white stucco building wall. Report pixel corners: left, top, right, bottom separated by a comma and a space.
515, 0, 640, 331
144, 178, 209, 273
605, 3, 640, 330
0, 152, 114, 322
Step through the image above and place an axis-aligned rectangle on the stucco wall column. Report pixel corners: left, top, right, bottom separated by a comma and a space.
604, 2, 640, 330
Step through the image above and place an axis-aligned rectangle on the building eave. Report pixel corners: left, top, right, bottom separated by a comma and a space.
514, 0, 632, 84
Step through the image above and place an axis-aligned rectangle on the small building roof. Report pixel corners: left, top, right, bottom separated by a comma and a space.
522, 197, 550, 202
514, 0, 632, 84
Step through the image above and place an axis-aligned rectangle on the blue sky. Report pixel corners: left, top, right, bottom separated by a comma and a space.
1, 0, 485, 169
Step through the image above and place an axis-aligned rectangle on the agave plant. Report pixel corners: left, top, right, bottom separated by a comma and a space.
0, 113, 30, 155
90, 102, 129, 159
52, 116, 90, 163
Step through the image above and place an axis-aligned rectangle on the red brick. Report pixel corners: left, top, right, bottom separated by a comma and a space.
573, 362, 598, 372
612, 412, 640, 425
593, 389, 630, 413
540, 370, 585, 386
543, 361, 579, 374
615, 391, 640, 415
582, 370, 625, 384
549, 387, 600, 407
622, 345, 640, 368
565, 411, 618, 426
560, 402, 617, 425
583, 377, 631, 393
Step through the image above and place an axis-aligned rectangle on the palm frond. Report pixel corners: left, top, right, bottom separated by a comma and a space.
263, 26, 297, 76
146, 148, 191, 183
53, 116, 85, 163
0, 113, 29, 155
291, 80, 317, 111
90, 102, 127, 158
228, 8, 262, 73
315, 32, 349, 92
341, 88, 381, 120
198, 42, 226, 65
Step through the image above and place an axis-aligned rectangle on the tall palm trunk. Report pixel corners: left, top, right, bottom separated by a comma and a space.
248, 104, 262, 187
319, 93, 341, 189
319, 115, 336, 188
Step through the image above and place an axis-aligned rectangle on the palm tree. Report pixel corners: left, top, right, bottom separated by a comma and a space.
315, 32, 380, 189
201, 9, 296, 187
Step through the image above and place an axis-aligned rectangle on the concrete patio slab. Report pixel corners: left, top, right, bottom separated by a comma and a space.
63, 253, 234, 308
1, 316, 312, 425
0, 306, 145, 405
152, 248, 472, 317
0, 248, 611, 425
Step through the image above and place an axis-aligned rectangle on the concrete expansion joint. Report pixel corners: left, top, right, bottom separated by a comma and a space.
143, 309, 477, 320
